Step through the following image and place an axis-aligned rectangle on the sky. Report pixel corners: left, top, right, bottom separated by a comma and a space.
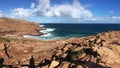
0, 0, 120, 23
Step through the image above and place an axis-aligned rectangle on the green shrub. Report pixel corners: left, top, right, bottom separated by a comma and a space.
22, 38, 27, 43
3, 37, 11, 42
71, 49, 85, 60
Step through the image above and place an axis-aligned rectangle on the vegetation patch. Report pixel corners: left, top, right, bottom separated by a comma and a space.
70, 49, 85, 60
0, 37, 11, 42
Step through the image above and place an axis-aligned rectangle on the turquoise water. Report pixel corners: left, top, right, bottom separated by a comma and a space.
24, 24, 120, 40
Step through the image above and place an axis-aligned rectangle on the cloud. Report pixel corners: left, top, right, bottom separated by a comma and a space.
34, 0, 93, 19
0, 11, 4, 17
9, 0, 120, 23
10, 8, 33, 18
103, 16, 120, 23
10, 0, 93, 19
31, 3, 35, 9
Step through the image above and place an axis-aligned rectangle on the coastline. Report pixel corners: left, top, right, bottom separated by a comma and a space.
0, 18, 120, 68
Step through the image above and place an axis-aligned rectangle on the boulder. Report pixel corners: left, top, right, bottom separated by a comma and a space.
49, 61, 59, 68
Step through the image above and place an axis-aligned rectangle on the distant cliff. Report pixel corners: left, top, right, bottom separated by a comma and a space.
0, 18, 42, 36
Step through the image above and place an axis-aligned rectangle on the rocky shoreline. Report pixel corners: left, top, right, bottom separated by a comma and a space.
0, 18, 120, 68
0, 18, 43, 36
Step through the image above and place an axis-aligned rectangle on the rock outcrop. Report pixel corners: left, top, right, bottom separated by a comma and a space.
0, 18, 120, 68
0, 31, 120, 68
51, 31, 120, 68
0, 18, 42, 36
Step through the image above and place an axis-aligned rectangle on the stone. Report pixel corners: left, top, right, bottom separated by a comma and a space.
60, 62, 71, 68
63, 47, 69, 52
78, 53, 86, 59
74, 47, 83, 51
0, 43, 4, 50
89, 36, 96, 42
96, 39, 101, 44
77, 65, 83, 68
61, 54, 67, 58
49, 61, 59, 68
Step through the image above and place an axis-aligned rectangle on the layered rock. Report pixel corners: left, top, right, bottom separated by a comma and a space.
0, 18, 42, 36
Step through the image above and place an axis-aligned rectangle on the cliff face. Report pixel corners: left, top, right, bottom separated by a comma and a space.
0, 18, 42, 36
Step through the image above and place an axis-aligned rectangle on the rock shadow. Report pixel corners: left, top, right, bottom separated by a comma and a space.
29, 55, 35, 68
39, 59, 51, 68
0, 58, 4, 68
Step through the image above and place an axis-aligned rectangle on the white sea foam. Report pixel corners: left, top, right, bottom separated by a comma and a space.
23, 34, 63, 40
40, 28, 55, 33
45, 28, 55, 32
23, 35, 34, 38
23, 35, 29, 38
23, 26, 57, 40
40, 25, 44, 27
40, 33, 51, 37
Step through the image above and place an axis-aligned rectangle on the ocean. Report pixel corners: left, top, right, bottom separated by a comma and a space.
24, 24, 120, 40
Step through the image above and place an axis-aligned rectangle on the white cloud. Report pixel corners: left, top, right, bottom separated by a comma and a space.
34, 0, 93, 19
31, 3, 35, 9
103, 16, 120, 23
11, 8, 33, 18
0, 11, 4, 17
10, 0, 93, 19
9, 0, 120, 23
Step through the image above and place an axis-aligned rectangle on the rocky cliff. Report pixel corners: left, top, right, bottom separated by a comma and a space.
0, 18, 120, 68
0, 18, 42, 36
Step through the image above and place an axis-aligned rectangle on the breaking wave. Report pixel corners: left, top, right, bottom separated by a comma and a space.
40, 28, 55, 33
39, 25, 44, 27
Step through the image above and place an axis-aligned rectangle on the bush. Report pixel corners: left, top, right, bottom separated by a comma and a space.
3, 37, 11, 42
71, 49, 85, 60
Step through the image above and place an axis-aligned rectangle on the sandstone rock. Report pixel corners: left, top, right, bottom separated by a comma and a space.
78, 53, 86, 59
77, 65, 84, 68
0, 43, 4, 50
69, 63, 76, 68
60, 62, 71, 68
89, 36, 96, 42
61, 54, 67, 58
56, 50, 63, 56
63, 47, 69, 52
97, 47, 120, 67
80, 55, 91, 62
74, 47, 83, 51
96, 38, 101, 44
101, 41, 106, 46
49, 61, 59, 68
92, 46, 99, 51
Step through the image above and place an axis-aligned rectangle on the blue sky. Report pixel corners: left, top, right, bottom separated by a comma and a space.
0, 0, 120, 23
